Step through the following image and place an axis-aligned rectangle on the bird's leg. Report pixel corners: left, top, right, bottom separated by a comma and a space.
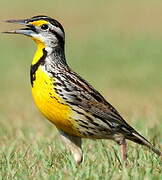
59, 130, 83, 165
120, 139, 127, 161
114, 134, 127, 162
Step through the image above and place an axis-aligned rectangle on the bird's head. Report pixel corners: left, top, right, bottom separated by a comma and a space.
4, 15, 65, 49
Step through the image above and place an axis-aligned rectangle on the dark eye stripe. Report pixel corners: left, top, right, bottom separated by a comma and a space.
49, 20, 65, 34
49, 29, 65, 50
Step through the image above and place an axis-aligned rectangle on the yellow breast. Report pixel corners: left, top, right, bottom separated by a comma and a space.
31, 66, 79, 136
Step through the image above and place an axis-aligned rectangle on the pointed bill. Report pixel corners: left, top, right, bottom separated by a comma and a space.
5, 19, 28, 25
2, 18, 37, 36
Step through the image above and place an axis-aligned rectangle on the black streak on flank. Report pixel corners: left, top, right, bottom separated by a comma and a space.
30, 48, 47, 87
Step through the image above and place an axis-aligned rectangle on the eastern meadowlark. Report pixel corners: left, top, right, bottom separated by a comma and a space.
4, 15, 162, 164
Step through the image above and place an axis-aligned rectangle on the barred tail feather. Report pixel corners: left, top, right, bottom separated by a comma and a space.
128, 132, 162, 156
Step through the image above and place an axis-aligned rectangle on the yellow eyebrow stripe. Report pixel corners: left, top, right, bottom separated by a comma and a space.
29, 20, 48, 26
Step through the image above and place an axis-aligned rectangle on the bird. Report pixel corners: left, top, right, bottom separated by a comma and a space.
4, 15, 161, 164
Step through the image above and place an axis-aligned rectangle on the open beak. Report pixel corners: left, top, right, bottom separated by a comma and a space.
3, 18, 37, 36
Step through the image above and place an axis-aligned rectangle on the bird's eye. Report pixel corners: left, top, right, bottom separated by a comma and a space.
41, 24, 49, 30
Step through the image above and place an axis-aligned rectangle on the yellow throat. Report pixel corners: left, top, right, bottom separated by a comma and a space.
31, 38, 45, 65
30, 39, 80, 136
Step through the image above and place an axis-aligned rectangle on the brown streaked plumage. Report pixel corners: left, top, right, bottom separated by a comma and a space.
4, 15, 162, 164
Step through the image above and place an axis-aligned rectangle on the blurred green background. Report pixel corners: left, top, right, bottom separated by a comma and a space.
1, 0, 162, 124
0, 0, 162, 179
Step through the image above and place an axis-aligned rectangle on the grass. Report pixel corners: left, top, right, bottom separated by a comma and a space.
0, 0, 162, 179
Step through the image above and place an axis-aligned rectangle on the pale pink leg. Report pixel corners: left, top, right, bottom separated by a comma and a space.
59, 130, 83, 165
120, 139, 127, 161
